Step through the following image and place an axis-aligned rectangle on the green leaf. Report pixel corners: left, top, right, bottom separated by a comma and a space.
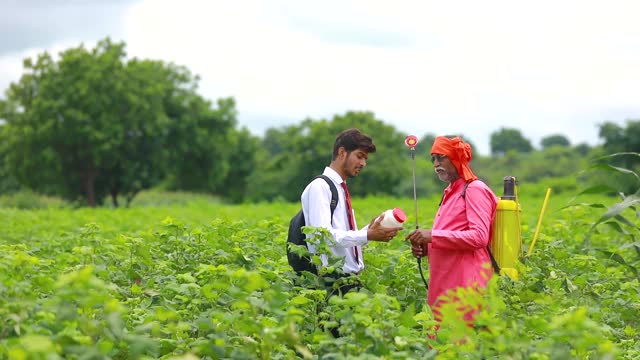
290, 296, 311, 305
596, 249, 638, 275
603, 221, 628, 235
590, 195, 640, 231
618, 241, 640, 250
563, 277, 577, 293
618, 241, 640, 259
614, 214, 640, 230
342, 292, 368, 306
577, 185, 618, 196
19, 335, 55, 352
398, 303, 418, 327
176, 273, 197, 283
560, 202, 606, 210
413, 312, 432, 322
588, 163, 640, 183
592, 152, 640, 162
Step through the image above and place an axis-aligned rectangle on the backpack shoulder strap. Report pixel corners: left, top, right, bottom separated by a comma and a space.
438, 179, 474, 207
460, 179, 501, 274
461, 180, 474, 199
313, 174, 338, 219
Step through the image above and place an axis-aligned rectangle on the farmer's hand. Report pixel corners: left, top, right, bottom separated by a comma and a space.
406, 229, 432, 257
367, 213, 402, 242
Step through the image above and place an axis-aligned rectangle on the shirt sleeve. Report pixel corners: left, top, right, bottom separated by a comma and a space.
430, 185, 495, 251
304, 179, 368, 249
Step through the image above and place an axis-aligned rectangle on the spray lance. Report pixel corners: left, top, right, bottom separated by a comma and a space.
404, 135, 429, 289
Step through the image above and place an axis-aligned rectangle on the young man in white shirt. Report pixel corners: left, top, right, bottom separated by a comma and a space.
301, 128, 402, 296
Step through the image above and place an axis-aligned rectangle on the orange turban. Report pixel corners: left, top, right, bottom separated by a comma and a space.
430, 136, 477, 182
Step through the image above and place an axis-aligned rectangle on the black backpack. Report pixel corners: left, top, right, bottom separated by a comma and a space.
286, 175, 338, 275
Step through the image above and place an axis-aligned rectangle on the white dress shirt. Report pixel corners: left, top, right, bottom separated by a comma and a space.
301, 167, 369, 274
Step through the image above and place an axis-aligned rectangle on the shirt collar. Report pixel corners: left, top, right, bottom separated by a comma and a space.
444, 177, 467, 195
323, 166, 344, 185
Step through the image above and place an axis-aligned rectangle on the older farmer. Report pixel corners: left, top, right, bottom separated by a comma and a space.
406, 135, 498, 324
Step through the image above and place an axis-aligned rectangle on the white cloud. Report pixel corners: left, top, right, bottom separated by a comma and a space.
0, 0, 133, 54
1, 0, 639, 154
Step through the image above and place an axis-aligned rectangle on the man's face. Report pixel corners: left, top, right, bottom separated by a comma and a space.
431, 153, 459, 183
342, 148, 369, 178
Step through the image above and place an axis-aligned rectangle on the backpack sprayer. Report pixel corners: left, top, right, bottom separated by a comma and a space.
490, 176, 522, 279
490, 176, 552, 280
404, 135, 429, 288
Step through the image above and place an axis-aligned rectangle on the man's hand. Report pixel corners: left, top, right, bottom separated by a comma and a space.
367, 213, 402, 242
405, 229, 432, 257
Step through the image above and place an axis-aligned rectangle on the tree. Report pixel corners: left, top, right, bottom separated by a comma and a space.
163, 93, 238, 195
599, 120, 640, 164
573, 142, 592, 156
490, 128, 533, 155
0, 122, 21, 194
326, 112, 410, 198
598, 122, 626, 153
95, 57, 176, 207
597, 120, 640, 194
218, 127, 260, 203
415, 133, 436, 156
0, 38, 237, 206
540, 134, 570, 149
245, 123, 308, 202
247, 111, 410, 202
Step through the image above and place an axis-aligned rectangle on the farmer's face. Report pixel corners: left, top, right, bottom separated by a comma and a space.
342, 148, 368, 178
432, 153, 459, 183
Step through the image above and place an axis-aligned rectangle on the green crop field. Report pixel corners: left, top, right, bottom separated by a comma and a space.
1, 190, 638, 359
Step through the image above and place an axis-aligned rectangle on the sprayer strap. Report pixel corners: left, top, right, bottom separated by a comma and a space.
458, 180, 501, 274
438, 181, 472, 207
487, 245, 500, 274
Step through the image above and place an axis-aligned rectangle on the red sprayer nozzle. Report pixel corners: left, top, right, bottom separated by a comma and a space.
404, 135, 418, 148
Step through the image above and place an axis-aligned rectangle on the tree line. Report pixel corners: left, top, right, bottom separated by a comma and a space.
1, 39, 638, 206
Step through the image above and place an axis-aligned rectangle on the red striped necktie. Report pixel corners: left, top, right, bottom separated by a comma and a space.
341, 182, 359, 263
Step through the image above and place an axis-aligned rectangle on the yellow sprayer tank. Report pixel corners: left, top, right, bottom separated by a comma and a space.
490, 176, 522, 280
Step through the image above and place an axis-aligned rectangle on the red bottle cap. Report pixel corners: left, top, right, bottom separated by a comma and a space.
392, 208, 407, 223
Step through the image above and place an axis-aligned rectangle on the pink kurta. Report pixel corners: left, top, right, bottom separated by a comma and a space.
427, 178, 498, 312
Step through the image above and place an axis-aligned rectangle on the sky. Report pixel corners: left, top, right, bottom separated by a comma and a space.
1, 0, 639, 155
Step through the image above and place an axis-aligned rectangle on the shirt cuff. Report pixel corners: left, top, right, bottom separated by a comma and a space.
354, 229, 369, 244
430, 230, 444, 247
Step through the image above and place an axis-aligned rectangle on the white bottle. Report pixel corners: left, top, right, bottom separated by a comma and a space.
380, 208, 407, 228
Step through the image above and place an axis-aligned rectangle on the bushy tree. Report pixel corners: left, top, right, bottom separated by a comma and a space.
597, 119, 640, 194
163, 94, 238, 194
415, 133, 436, 155
540, 134, 570, 149
0, 123, 21, 194
0, 39, 239, 206
573, 142, 592, 156
218, 127, 260, 203
247, 111, 411, 202
490, 128, 533, 155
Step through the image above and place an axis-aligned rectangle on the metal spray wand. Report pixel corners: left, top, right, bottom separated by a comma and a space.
405, 135, 428, 289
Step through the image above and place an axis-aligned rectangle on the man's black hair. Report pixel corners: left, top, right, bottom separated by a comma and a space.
332, 128, 376, 160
